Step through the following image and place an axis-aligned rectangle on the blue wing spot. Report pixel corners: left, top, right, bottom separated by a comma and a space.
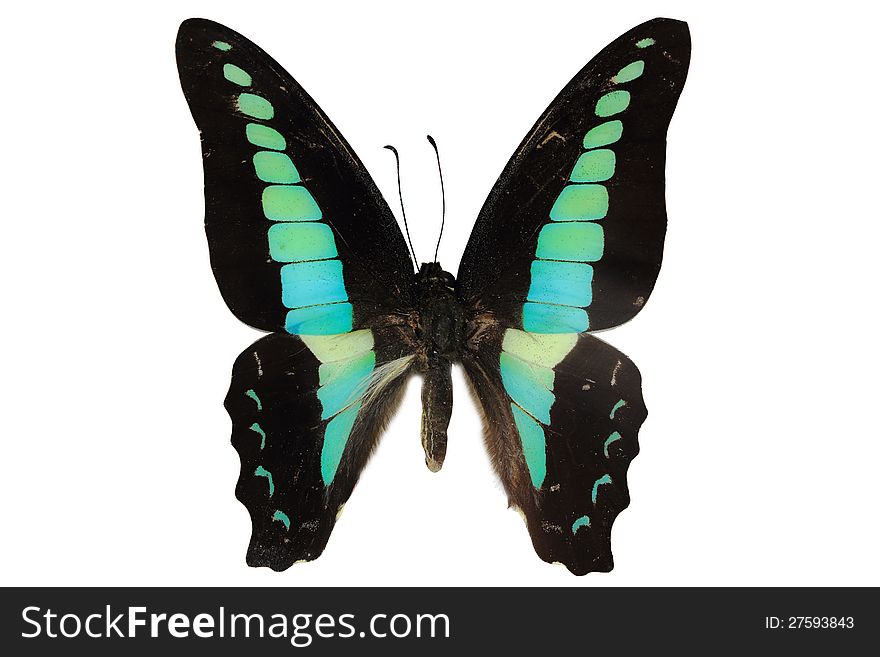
510, 403, 548, 489
254, 465, 275, 497
522, 302, 589, 333
527, 260, 593, 307
610, 399, 626, 419
280, 260, 348, 309
500, 353, 555, 424
285, 303, 353, 336
272, 510, 291, 530
572, 515, 591, 533
248, 422, 267, 449
321, 402, 362, 485
317, 351, 376, 419
592, 474, 613, 505
603, 431, 622, 457
245, 389, 262, 411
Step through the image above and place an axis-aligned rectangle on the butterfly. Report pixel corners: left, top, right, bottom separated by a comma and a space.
176, 16, 690, 575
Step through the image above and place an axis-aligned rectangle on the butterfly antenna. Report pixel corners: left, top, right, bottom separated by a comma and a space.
383, 144, 419, 269
427, 135, 446, 263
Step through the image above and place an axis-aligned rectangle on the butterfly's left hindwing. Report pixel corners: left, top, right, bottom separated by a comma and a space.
227, 330, 412, 569
463, 332, 646, 575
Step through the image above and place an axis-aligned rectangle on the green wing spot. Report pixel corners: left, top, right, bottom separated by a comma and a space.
501, 330, 576, 368
510, 403, 547, 489
211, 40, 232, 51
262, 186, 322, 222
536, 222, 604, 262
550, 185, 609, 221
302, 330, 374, 363
236, 93, 274, 120
272, 510, 291, 530
613, 60, 645, 84
248, 423, 266, 449
603, 431, 622, 457
268, 222, 338, 263
254, 466, 275, 497
572, 515, 591, 533
570, 149, 616, 182
246, 123, 286, 150
636, 37, 656, 48
583, 120, 623, 149
245, 389, 262, 411
595, 90, 630, 117
253, 151, 301, 184
591, 474, 612, 504
223, 63, 252, 86
610, 399, 626, 419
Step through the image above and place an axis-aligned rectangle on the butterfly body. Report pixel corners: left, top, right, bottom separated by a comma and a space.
410, 262, 466, 471
177, 17, 689, 574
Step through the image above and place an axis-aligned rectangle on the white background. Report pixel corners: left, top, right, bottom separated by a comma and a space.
2, 0, 878, 587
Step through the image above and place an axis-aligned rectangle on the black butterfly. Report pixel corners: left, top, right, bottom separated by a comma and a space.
176, 17, 690, 575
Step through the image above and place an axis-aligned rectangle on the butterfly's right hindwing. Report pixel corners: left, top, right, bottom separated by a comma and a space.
463, 331, 647, 575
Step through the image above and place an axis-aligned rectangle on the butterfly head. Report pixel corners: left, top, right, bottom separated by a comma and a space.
416, 262, 456, 293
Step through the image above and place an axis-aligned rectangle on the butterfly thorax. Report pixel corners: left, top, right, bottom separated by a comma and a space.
412, 262, 465, 370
